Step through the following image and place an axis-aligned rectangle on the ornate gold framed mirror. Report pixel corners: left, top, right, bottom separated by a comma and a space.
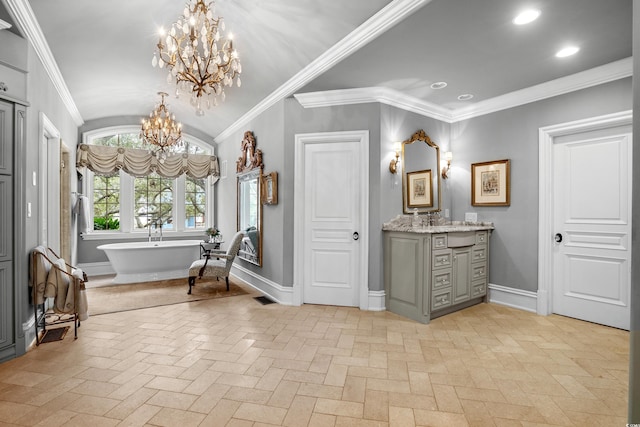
236, 131, 263, 266
401, 130, 441, 214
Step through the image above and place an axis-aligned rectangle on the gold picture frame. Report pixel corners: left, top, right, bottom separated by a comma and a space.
406, 169, 433, 208
262, 171, 278, 205
471, 159, 510, 206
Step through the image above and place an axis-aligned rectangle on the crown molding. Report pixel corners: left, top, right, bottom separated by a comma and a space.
294, 87, 456, 123
452, 57, 632, 121
0, 18, 11, 30
4, 0, 84, 126
293, 56, 632, 124
214, 0, 432, 143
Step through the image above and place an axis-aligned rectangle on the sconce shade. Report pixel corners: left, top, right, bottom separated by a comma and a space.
441, 151, 453, 179
389, 142, 401, 174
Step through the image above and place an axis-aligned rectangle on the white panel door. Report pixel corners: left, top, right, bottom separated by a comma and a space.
552, 129, 631, 330
297, 133, 366, 307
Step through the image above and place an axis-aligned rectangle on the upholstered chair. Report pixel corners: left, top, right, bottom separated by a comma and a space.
187, 231, 244, 294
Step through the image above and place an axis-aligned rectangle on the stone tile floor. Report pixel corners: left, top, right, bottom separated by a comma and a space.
0, 280, 628, 426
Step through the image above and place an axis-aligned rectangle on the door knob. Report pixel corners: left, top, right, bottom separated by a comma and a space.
353, 232, 359, 241
554, 233, 563, 243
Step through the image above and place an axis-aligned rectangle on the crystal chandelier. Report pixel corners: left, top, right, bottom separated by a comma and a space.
152, 0, 242, 116
140, 92, 183, 160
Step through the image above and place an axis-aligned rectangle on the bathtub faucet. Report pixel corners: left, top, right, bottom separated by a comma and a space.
148, 219, 163, 242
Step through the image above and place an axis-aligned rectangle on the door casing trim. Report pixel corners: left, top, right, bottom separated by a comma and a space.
537, 110, 632, 315
293, 130, 370, 309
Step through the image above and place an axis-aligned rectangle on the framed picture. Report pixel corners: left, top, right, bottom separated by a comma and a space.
406, 169, 433, 208
471, 159, 510, 206
262, 171, 278, 205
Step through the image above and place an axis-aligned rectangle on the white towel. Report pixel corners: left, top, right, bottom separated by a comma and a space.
75, 195, 91, 234
73, 268, 89, 321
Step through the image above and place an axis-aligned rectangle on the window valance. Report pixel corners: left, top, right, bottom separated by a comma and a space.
76, 143, 219, 181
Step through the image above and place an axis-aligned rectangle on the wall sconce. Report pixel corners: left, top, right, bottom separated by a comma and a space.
389, 142, 401, 174
441, 151, 453, 179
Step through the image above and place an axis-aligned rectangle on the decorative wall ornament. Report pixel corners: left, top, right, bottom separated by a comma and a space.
236, 131, 263, 173
262, 171, 278, 205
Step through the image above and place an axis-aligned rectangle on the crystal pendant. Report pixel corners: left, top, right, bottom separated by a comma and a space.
152, 54, 158, 67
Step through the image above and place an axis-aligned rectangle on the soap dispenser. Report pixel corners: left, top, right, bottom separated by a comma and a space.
411, 208, 422, 229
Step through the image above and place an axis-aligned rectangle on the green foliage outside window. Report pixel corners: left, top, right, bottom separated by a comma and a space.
134, 174, 174, 230
93, 175, 120, 230
185, 177, 206, 229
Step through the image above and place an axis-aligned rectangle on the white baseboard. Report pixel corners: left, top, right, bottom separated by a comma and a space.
488, 283, 538, 313
368, 290, 386, 311
232, 265, 386, 311
78, 261, 114, 277
231, 264, 294, 305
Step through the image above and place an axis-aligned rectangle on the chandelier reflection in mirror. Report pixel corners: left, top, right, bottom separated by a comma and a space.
140, 92, 184, 162
152, 0, 242, 116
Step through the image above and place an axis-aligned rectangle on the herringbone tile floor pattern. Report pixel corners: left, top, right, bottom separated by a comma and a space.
0, 282, 628, 426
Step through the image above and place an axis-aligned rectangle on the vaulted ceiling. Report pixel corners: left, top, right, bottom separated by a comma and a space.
1, 0, 632, 141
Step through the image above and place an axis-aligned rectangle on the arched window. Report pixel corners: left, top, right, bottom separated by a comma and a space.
80, 126, 215, 239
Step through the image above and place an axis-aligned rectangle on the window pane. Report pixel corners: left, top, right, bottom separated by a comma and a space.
119, 133, 145, 149
134, 174, 174, 230
93, 175, 120, 230
185, 177, 206, 229
87, 130, 213, 235
93, 135, 118, 146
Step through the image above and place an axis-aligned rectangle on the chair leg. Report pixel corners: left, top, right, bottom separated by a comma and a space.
188, 276, 196, 294
225, 276, 229, 291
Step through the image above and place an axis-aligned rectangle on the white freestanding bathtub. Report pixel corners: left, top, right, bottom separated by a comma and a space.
97, 240, 202, 284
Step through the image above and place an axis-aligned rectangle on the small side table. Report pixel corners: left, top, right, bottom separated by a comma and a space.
200, 241, 223, 258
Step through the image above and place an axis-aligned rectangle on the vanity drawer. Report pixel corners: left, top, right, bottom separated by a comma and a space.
471, 264, 486, 280
432, 269, 452, 290
472, 280, 487, 298
476, 231, 488, 244
432, 288, 452, 310
432, 234, 447, 250
432, 249, 452, 269
472, 246, 487, 263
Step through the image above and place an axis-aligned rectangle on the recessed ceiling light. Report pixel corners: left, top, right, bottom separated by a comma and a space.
430, 82, 448, 90
555, 46, 580, 58
513, 9, 541, 25
457, 94, 474, 101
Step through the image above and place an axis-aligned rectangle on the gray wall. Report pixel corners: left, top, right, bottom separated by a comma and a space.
213, 78, 630, 295
215, 101, 286, 284
283, 100, 383, 289
377, 105, 451, 291
16, 42, 80, 353
450, 78, 632, 293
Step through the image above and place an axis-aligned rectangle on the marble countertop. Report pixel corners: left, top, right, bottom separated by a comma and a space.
382, 215, 494, 234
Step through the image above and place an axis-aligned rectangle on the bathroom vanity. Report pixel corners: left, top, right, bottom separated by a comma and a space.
383, 216, 493, 324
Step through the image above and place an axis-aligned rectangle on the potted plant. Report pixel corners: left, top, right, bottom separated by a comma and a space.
205, 226, 221, 243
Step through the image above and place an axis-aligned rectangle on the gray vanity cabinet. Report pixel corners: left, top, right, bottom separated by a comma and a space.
384, 229, 490, 324
384, 233, 431, 324
452, 246, 472, 304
